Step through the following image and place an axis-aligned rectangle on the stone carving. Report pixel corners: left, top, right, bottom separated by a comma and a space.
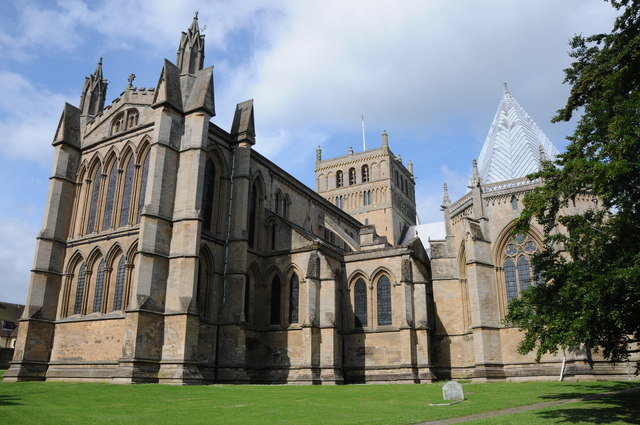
442, 380, 464, 401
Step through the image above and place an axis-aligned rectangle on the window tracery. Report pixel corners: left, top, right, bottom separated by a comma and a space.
503, 233, 539, 303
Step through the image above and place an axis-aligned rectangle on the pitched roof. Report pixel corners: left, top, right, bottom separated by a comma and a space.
476, 84, 560, 184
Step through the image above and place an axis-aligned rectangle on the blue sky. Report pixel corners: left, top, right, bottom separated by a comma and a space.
0, 0, 618, 304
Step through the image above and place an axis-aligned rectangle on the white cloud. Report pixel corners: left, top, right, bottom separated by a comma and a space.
0, 219, 37, 305
0, 71, 71, 165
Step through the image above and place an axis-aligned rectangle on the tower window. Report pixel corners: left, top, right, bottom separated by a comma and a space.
336, 171, 344, 188
361, 165, 369, 182
349, 168, 356, 185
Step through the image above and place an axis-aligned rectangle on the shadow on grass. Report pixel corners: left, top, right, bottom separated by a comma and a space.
0, 395, 22, 406
537, 381, 639, 400
533, 382, 640, 424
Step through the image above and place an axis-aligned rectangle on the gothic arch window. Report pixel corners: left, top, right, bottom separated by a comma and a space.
275, 191, 282, 215
202, 159, 216, 230
289, 272, 299, 324
336, 170, 344, 188
119, 154, 135, 227
136, 150, 150, 223
361, 164, 369, 182
113, 256, 126, 311
376, 275, 392, 326
283, 195, 290, 218
86, 164, 102, 234
197, 250, 213, 318
270, 275, 282, 325
92, 259, 106, 313
349, 167, 356, 185
111, 112, 125, 135
248, 180, 260, 249
354, 278, 367, 328
126, 109, 139, 129
502, 233, 539, 304
102, 160, 118, 231
511, 195, 518, 210
73, 263, 87, 315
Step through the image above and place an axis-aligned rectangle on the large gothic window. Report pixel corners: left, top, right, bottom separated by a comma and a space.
92, 259, 106, 313
202, 159, 215, 230
503, 234, 539, 304
86, 165, 102, 234
377, 275, 392, 325
73, 263, 86, 315
136, 152, 150, 223
354, 278, 367, 328
119, 155, 135, 227
248, 181, 258, 248
102, 162, 118, 231
289, 272, 299, 324
113, 256, 126, 311
270, 275, 282, 325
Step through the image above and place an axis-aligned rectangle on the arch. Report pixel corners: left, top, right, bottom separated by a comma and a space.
202, 158, 216, 230
85, 155, 104, 234
61, 251, 85, 317
92, 259, 106, 313
73, 262, 87, 315
284, 264, 304, 324
376, 274, 392, 326
349, 167, 356, 185
119, 149, 136, 227
126, 108, 139, 129
275, 190, 282, 215
361, 164, 370, 183
110, 111, 125, 135
457, 242, 472, 329
270, 273, 282, 325
197, 245, 215, 318
353, 278, 367, 328
336, 170, 344, 188
102, 154, 118, 231
283, 194, 290, 218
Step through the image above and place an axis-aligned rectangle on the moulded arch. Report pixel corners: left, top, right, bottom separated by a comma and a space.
86, 153, 104, 178
125, 240, 139, 264
370, 267, 396, 285
135, 136, 152, 164
105, 242, 125, 266
206, 146, 229, 177
284, 263, 303, 283
347, 270, 369, 288
199, 244, 215, 270
86, 246, 105, 269
119, 142, 136, 165
492, 220, 544, 266
65, 250, 86, 274
103, 146, 120, 170
264, 264, 283, 283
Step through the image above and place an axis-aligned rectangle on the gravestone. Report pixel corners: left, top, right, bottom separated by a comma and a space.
442, 380, 464, 401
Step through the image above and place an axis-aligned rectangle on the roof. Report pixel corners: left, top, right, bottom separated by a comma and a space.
401, 222, 446, 254
0, 302, 24, 322
476, 85, 560, 184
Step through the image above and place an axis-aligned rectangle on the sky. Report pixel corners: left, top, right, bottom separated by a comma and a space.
0, 0, 619, 304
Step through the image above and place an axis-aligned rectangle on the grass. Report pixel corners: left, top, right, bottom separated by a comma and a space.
0, 371, 638, 425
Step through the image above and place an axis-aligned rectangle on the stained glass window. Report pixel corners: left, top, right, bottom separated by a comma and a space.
86, 165, 102, 234
354, 278, 367, 327
136, 152, 150, 223
93, 260, 105, 313
74, 263, 86, 315
102, 162, 118, 231
289, 273, 299, 324
202, 159, 215, 230
270, 276, 281, 325
504, 257, 518, 303
503, 234, 539, 304
119, 156, 134, 227
113, 256, 126, 311
377, 276, 392, 325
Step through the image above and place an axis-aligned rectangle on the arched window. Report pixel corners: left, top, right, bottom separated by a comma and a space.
363, 190, 372, 206
336, 171, 344, 188
270, 275, 281, 325
354, 278, 367, 327
86, 165, 102, 234
338, 195, 344, 209
289, 273, 299, 324
111, 112, 125, 135
511, 195, 518, 210
92, 259, 106, 313
377, 275, 392, 325
126, 109, 139, 129
283, 195, 290, 218
275, 191, 281, 215
349, 168, 356, 185
119, 155, 135, 227
361, 164, 369, 182
202, 159, 215, 230
113, 256, 126, 311
102, 161, 118, 231
136, 151, 150, 223
248, 181, 259, 248
503, 234, 539, 304
73, 263, 86, 315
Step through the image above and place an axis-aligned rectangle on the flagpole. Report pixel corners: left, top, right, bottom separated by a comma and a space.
361, 115, 366, 151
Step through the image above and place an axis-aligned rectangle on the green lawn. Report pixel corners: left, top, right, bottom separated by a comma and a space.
0, 370, 638, 425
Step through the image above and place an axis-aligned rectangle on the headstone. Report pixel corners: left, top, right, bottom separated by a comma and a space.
442, 380, 464, 401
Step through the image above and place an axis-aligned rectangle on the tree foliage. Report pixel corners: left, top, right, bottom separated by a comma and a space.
507, 0, 640, 362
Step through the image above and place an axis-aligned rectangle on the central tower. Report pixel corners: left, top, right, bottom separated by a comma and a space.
315, 131, 416, 245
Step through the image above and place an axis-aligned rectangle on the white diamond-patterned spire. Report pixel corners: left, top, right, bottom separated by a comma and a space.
476, 84, 560, 184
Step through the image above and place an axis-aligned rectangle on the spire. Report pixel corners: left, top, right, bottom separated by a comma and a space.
441, 183, 451, 210
176, 12, 205, 75
381, 130, 389, 147
475, 85, 560, 184
79, 57, 108, 120
469, 159, 481, 188
316, 145, 322, 163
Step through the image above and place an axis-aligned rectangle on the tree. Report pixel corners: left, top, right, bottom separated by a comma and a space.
506, 0, 640, 363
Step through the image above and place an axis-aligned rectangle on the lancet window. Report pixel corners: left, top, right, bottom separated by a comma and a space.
377, 275, 392, 325
270, 275, 282, 325
289, 273, 299, 324
113, 256, 126, 311
102, 161, 118, 231
92, 259, 106, 313
136, 152, 150, 223
86, 165, 102, 234
354, 278, 367, 328
119, 155, 135, 227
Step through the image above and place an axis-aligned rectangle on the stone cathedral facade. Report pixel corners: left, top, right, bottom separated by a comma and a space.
5, 18, 636, 384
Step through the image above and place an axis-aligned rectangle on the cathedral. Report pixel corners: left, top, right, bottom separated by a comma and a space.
5, 17, 635, 384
